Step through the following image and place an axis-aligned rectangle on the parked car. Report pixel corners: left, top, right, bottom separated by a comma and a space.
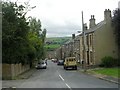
57, 60, 64, 65
51, 59, 57, 63
35, 61, 47, 69
64, 57, 77, 70
45, 59, 47, 65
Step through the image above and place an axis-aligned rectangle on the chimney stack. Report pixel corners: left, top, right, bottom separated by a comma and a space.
72, 34, 75, 39
104, 9, 111, 22
89, 15, 96, 29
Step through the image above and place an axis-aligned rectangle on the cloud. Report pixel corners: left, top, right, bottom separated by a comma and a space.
41, 17, 81, 37
10, 0, 119, 37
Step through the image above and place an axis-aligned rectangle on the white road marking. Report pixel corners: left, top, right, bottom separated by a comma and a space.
65, 83, 72, 90
57, 70, 72, 90
59, 74, 64, 81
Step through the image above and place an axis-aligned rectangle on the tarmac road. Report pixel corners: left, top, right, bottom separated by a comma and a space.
2, 60, 119, 89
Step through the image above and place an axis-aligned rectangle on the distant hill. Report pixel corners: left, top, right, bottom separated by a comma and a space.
45, 37, 71, 51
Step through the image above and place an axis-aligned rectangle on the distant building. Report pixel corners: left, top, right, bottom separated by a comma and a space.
46, 51, 56, 59
73, 35, 80, 62
56, 47, 62, 60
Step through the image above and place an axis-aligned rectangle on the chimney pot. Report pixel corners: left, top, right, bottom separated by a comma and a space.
89, 15, 96, 28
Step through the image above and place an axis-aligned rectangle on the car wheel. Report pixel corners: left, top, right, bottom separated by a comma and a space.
75, 66, 77, 70
63, 65, 65, 69
64, 67, 65, 69
65, 67, 67, 70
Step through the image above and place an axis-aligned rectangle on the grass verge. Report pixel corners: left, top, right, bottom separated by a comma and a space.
91, 67, 120, 78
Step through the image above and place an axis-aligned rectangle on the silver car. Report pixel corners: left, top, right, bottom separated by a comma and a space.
35, 61, 47, 69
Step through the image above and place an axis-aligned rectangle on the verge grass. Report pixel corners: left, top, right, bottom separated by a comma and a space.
93, 68, 120, 78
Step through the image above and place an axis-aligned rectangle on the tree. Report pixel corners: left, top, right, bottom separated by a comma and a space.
2, 1, 30, 64
29, 18, 42, 36
28, 18, 47, 62
2, 1, 47, 66
40, 28, 47, 59
112, 9, 120, 56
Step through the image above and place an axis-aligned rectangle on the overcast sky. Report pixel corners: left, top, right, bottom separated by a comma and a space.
9, 0, 119, 37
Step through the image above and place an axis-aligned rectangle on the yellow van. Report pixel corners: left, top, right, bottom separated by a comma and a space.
63, 57, 77, 70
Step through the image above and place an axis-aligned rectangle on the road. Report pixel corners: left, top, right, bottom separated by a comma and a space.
2, 60, 119, 89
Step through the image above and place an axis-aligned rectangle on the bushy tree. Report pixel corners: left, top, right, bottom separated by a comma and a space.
101, 56, 115, 67
112, 9, 120, 66
40, 28, 47, 59
2, 1, 30, 64
2, 1, 47, 66
112, 8, 120, 55
28, 18, 46, 62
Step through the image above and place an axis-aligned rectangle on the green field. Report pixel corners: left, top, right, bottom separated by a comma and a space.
93, 68, 120, 78
45, 37, 71, 51
45, 44, 60, 51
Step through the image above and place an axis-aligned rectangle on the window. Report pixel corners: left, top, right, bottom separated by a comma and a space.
82, 36, 84, 45
90, 52, 93, 63
86, 35, 89, 45
82, 50, 84, 59
90, 34, 92, 46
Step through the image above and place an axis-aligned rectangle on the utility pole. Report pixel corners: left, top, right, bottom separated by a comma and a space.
82, 11, 87, 72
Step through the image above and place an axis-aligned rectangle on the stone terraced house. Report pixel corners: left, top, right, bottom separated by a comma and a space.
79, 9, 118, 66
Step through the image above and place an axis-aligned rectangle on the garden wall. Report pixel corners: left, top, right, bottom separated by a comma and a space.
2, 63, 30, 80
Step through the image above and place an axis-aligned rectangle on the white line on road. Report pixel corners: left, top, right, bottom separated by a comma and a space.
57, 70, 72, 90
65, 83, 72, 90
59, 74, 64, 81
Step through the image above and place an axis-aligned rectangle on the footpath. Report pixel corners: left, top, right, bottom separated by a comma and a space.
16, 68, 36, 79
78, 66, 120, 85
2, 68, 36, 89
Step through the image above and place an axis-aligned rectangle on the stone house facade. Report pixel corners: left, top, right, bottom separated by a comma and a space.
80, 9, 118, 66
55, 9, 118, 66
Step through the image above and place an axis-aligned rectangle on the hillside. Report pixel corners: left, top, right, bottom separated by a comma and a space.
45, 37, 71, 51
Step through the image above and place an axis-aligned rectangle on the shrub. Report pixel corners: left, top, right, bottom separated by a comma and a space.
115, 58, 120, 66
101, 56, 115, 67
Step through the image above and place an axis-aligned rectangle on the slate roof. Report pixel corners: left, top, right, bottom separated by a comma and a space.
85, 20, 106, 34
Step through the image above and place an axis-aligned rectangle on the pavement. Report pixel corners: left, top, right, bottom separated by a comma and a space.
2, 68, 37, 89
78, 66, 120, 85
16, 68, 36, 79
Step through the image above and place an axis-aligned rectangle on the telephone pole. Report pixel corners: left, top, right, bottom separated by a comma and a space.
82, 11, 87, 72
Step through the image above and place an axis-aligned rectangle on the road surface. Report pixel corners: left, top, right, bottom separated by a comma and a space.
2, 60, 119, 89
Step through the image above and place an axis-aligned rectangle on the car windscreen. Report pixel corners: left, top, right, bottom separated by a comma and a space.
59, 60, 63, 62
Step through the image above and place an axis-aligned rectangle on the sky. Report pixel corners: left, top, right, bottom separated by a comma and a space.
9, 0, 120, 37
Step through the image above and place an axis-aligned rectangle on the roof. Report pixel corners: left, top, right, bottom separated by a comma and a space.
74, 35, 80, 40
85, 20, 106, 34
64, 39, 73, 45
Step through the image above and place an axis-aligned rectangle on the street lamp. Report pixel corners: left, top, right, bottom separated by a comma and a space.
78, 11, 87, 72
82, 11, 87, 72
77, 30, 86, 72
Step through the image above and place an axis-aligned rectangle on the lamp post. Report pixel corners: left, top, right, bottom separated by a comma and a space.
82, 11, 87, 72
77, 11, 87, 72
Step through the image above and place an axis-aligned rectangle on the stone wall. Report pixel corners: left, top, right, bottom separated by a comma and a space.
2, 63, 30, 80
